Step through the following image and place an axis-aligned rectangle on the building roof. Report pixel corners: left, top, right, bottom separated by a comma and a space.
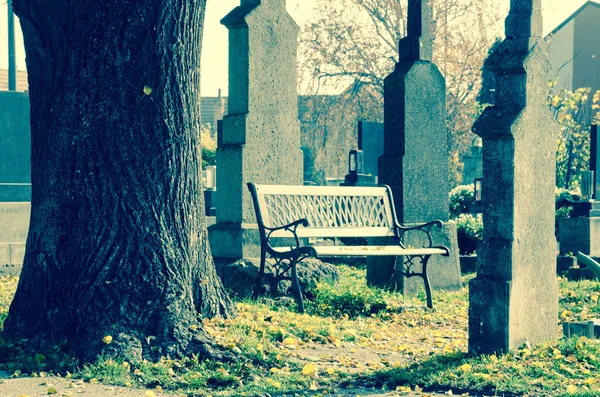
548, 1, 600, 36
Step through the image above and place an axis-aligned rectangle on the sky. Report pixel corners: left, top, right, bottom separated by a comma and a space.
0, 0, 597, 96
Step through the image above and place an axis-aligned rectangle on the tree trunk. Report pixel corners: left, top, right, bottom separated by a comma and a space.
4, 0, 234, 363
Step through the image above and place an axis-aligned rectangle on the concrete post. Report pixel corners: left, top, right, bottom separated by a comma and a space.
369, 0, 461, 295
469, 0, 558, 354
209, 0, 303, 259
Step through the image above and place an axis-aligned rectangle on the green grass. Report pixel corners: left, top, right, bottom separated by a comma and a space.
2, 267, 600, 396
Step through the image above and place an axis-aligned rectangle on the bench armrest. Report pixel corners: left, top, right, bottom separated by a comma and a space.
396, 220, 449, 254
263, 218, 309, 255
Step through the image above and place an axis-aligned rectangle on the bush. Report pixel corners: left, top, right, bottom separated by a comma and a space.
449, 184, 476, 219
201, 125, 217, 170
455, 214, 482, 256
307, 266, 390, 318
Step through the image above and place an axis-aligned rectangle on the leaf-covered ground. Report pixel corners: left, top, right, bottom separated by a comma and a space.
1, 267, 600, 396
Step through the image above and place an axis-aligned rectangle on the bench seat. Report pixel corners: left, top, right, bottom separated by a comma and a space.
248, 183, 451, 313
272, 246, 449, 257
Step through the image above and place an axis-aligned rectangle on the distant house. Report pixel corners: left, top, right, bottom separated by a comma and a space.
0, 69, 28, 92
547, 1, 600, 97
201, 92, 227, 136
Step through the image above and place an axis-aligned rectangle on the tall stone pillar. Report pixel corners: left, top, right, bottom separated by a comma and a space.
209, 0, 303, 259
469, 0, 558, 354
368, 0, 461, 295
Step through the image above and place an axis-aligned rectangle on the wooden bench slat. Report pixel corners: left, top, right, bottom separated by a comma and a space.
312, 246, 448, 257
268, 227, 396, 238
272, 246, 448, 257
254, 184, 389, 196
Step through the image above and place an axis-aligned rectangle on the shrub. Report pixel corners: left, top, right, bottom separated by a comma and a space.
449, 184, 476, 219
307, 266, 390, 318
201, 125, 217, 170
454, 214, 482, 256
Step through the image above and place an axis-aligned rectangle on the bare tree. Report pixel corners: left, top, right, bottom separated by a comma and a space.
4, 0, 233, 363
299, 0, 502, 187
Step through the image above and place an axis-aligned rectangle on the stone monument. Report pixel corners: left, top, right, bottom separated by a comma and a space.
462, 137, 483, 185
559, 125, 600, 258
209, 0, 303, 259
0, 91, 32, 275
369, 0, 461, 295
469, 0, 558, 354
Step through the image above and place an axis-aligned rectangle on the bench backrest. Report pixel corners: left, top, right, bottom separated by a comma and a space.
248, 183, 399, 238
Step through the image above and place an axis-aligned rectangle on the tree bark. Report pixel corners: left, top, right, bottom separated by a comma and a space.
4, 0, 234, 362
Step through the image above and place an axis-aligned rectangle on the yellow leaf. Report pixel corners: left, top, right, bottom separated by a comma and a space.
566, 385, 578, 394
18, 395, 31, 397
102, 335, 113, 344
47, 388, 57, 395
143, 86, 153, 96
460, 363, 472, 372
561, 310, 573, 319
282, 337, 297, 347
302, 363, 318, 377
584, 378, 596, 385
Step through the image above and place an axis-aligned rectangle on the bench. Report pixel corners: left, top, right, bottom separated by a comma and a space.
247, 183, 450, 312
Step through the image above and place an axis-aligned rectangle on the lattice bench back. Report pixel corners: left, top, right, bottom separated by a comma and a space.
248, 184, 399, 238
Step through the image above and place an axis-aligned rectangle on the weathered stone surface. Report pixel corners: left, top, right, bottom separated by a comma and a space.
215, 257, 339, 299
469, 0, 558, 354
559, 217, 600, 257
210, 0, 303, 259
379, 61, 448, 224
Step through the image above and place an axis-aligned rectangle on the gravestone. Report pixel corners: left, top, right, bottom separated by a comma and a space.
369, 0, 461, 296
559, 125, 600, 257
591, 125, 599, 198
0, 92, 31, 202
462, 137, 483, 185
0, 202, 30, 276
0, 92, 31, 275
469, 0, 558, 354
358, 121, 384, 179
209, 0, 303, 259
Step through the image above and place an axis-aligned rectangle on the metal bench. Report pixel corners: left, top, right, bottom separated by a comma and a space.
247, 183, 450, 312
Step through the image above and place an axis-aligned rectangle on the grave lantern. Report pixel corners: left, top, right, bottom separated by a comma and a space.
348, 149, 364, 175
341, 148, 376, 187
205, 165, 217, 191
474, 178, 482, 205
582, 171, 594, 201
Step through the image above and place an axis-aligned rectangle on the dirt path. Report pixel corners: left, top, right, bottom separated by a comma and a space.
0, 376, 186, 397
0, 375, 455, 397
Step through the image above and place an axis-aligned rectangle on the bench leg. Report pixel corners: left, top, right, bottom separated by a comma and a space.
253, 248, 267, 300
422, 255, 433, 309
291, 259, 305, 313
